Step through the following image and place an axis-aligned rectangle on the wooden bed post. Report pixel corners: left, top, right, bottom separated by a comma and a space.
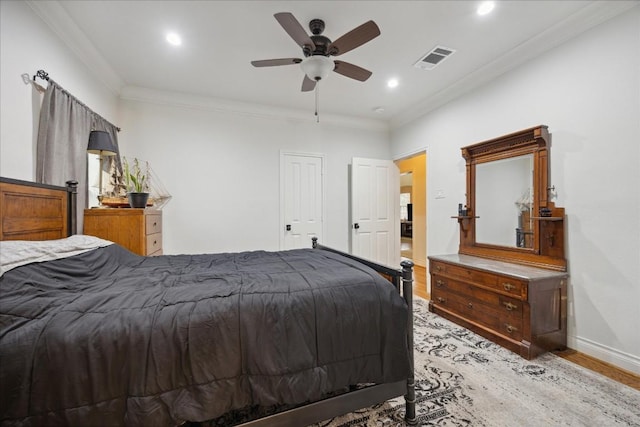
65, 180, 78, 236
401, 260, 417, 425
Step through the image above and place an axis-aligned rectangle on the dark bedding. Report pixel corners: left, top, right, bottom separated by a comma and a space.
0, 244, 409, 426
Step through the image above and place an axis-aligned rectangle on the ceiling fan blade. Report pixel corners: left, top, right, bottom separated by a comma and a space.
301, 75, 316, 92
328, 20, 380, 56
333, 60, 372, 82
274, 12, 316, 51
251, 58, 302, 67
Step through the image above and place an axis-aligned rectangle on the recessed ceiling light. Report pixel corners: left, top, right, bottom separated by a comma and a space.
387, 78, 399, 89
166, 32, 182, 46
477, 1, 495, 16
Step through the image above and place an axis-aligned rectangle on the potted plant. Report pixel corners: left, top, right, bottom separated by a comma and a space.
123, 157, 150, 208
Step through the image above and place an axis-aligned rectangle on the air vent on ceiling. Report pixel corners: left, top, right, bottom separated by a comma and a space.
414, 46, 456, 70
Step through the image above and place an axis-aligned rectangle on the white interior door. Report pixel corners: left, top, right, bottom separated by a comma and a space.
350, 157, 400, 267
280, 152, 324, 250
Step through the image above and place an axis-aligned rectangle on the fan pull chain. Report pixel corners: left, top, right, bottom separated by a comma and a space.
315, 83, 320, 123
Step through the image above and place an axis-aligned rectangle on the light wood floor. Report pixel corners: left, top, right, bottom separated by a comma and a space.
412, 264, 429, 300
411, 264, 640, 391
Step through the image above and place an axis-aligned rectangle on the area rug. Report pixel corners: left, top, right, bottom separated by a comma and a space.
315, 297, 640, 426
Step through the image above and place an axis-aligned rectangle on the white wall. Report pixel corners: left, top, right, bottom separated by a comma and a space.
392, 8, 640, 373
118, 95, 391, 255
0, 0, 119, 182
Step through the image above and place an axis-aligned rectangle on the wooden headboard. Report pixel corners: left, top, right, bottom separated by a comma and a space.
0, 177, 78, 241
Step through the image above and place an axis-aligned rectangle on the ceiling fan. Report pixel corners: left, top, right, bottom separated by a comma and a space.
251, 12, 380, 92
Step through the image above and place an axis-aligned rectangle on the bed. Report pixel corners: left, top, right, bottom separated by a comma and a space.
0, 177, 416, 426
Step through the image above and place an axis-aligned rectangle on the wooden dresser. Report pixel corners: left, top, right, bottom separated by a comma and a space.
83, 208, 162, 256
428, 254, 567, 360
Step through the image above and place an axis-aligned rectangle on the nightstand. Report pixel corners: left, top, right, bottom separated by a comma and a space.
83, 208, 162, 256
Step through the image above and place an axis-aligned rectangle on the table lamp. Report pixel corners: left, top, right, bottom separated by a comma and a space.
87, 130, 118, 205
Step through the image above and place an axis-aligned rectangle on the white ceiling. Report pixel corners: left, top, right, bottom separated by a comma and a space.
32, 1, 637, 127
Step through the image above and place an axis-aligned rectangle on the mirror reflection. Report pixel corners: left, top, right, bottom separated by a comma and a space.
475, 154, 533, 248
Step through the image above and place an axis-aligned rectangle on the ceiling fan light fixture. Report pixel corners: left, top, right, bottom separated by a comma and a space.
301, 56, 334, 81
477, 1, 495, 16
166, 32, 182, 46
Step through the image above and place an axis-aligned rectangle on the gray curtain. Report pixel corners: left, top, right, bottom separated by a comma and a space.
36, 79, 120, 232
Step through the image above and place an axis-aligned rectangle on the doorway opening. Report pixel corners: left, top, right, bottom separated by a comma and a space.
400, 172, 413, 260
395, 151, 427, 298
395, 152, 426, 266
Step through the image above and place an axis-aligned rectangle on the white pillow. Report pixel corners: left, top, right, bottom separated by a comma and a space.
0, 234, 113, 276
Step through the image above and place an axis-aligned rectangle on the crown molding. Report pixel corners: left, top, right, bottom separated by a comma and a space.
28, 0, 632, 132
389, 1, 639, 129
25, 0, 125, 95
120, 85, 390, 132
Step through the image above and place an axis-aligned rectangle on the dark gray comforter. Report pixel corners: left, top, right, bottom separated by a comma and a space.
0, 245, 409, 426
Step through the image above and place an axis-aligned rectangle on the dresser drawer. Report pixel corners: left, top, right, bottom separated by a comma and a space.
145, 213, 162, 235
431, 260, 496, 287
433, 275, 523, 315
495, 276, 526, 299
146, 232, 163, 256
431, 260, 525, 299
432, 287, 523, 341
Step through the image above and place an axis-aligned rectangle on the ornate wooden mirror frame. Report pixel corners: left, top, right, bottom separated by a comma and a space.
456, 125, 567, 271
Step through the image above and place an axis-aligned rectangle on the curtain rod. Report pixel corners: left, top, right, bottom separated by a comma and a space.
33, 69, 121, 132
33, 69, 50, 82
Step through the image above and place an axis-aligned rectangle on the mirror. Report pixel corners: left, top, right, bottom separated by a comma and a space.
475, 154, 533, 248
457, 125, 566, 271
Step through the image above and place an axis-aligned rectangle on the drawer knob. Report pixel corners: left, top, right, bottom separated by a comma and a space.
503, 282, 516, 291
467, 302, 473, 309
435, 265, 442, 272
503, 302, 518, 311
505, 324, 518, 334
437, 297, 446, 304
436, 279, 445, 287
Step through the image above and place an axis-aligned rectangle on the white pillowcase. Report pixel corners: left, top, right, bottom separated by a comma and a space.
0, 234, 113, 276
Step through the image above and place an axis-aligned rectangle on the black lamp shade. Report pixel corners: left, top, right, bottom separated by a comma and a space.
87, 130, 118, 156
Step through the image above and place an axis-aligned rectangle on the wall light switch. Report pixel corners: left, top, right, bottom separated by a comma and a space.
435, 189, 445, 199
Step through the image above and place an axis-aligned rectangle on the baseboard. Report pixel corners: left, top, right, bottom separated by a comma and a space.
568, 335, 640, 375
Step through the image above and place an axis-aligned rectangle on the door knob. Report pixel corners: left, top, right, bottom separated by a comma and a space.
354, 223, 360, 229
286, 224, 291, 231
